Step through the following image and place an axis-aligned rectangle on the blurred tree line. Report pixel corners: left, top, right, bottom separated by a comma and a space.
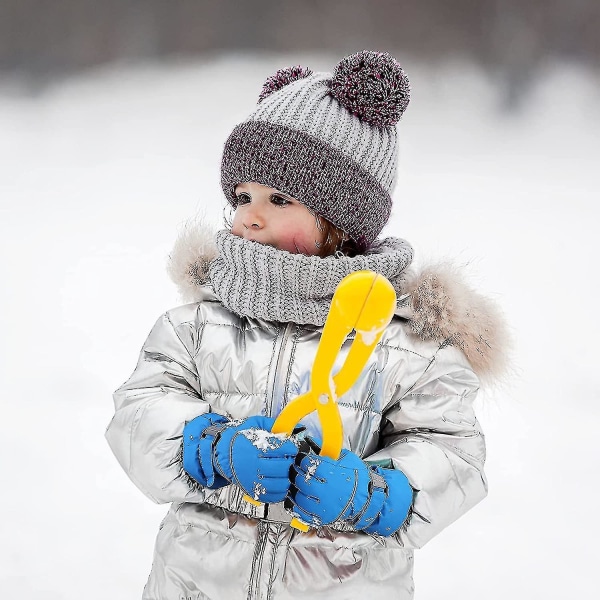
1, 0, 598, 97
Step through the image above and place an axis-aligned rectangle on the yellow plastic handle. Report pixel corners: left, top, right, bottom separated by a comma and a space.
243, 271, 397, 531
272, 271, 396, 458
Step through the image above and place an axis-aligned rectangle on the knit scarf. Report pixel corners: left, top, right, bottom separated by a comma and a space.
208, 230, 414, 326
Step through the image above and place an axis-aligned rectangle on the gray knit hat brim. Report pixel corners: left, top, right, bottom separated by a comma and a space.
221, 120, 392, 250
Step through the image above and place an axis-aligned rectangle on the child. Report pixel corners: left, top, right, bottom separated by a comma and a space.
106, 51, 508, 600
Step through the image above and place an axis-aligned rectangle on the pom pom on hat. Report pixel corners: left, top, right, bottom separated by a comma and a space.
329, 50, 410, 127
258, 65, 313, 103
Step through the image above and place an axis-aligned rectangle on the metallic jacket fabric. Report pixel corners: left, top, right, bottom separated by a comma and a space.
106, 286, 487, 599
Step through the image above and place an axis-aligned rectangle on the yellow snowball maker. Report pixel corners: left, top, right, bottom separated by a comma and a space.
244, 270, 397, 531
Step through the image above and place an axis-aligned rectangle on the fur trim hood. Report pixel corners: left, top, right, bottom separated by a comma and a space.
167, 219, 510, 386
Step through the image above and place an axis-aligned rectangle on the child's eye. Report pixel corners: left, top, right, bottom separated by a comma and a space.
236, 192, 251, 205
271, 194, 290, 207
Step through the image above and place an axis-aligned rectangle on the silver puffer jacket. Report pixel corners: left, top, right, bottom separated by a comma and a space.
106, 228, 508, 600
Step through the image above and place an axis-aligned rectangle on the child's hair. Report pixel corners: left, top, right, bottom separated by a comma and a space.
314, 214, 359, 258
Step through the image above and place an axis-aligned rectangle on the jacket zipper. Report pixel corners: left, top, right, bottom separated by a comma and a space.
248, 521, 269, 600
268, 322, 295, 417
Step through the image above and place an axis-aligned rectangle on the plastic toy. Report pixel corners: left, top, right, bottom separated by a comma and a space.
244, 270, 397, 531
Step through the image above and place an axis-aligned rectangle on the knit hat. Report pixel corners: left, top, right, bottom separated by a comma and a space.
220, 51, 410, 252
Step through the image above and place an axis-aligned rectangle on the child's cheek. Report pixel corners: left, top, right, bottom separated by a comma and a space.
230, 209, 249, 238
279, 226, 319, 254
277, 235, 302, 253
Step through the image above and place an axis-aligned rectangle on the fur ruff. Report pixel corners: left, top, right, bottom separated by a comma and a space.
167, 220, 510, 385
401, 264, 511, 386
166, 218, 218, 302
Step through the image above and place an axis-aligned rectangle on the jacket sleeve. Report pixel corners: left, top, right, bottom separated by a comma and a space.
365, 343, 487, 548
105, 310, 212, 504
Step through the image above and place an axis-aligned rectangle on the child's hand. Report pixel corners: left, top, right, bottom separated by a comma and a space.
287, 438, 413, 535
213, 416, 299, 503
287, 442, 372, 528
182, 413, 232, 489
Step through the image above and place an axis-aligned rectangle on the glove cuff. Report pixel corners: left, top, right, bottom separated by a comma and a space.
351, 468, 388, 530
362, 467, 413, 536
183, 413, 231, 488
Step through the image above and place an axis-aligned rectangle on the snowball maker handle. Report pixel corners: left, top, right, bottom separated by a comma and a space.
241, 271, 397, 531
271, 270, 397, 458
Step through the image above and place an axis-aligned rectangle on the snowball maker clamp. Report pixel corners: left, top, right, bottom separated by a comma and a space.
243, 270, 397, 531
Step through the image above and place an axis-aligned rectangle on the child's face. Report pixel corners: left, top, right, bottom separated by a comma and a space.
231, 182, 325, 255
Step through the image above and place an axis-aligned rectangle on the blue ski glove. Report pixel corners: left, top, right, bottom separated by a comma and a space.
213, 416, 300, 503
288, 438, 413, 535
287, 442, 372, 528
182, 412, 231, 489
361, 467, 413, 537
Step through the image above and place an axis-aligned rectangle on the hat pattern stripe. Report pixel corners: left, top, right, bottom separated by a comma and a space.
221, 120, 391, 250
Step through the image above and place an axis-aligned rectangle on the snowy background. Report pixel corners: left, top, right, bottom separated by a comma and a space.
1, 53, 599, 598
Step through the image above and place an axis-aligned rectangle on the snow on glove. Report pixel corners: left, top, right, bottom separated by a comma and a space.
182, 412, 231, 489
213, 416, 299, 503
288, 438, 413, 535
287, 439, 373, 528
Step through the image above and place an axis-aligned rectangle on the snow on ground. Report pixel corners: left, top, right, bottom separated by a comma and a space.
0, 53, 598, 599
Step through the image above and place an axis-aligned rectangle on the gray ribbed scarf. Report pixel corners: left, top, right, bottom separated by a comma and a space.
208, 230, 414, 326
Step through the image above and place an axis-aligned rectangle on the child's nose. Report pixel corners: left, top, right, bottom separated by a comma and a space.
244, 205, 264, 229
